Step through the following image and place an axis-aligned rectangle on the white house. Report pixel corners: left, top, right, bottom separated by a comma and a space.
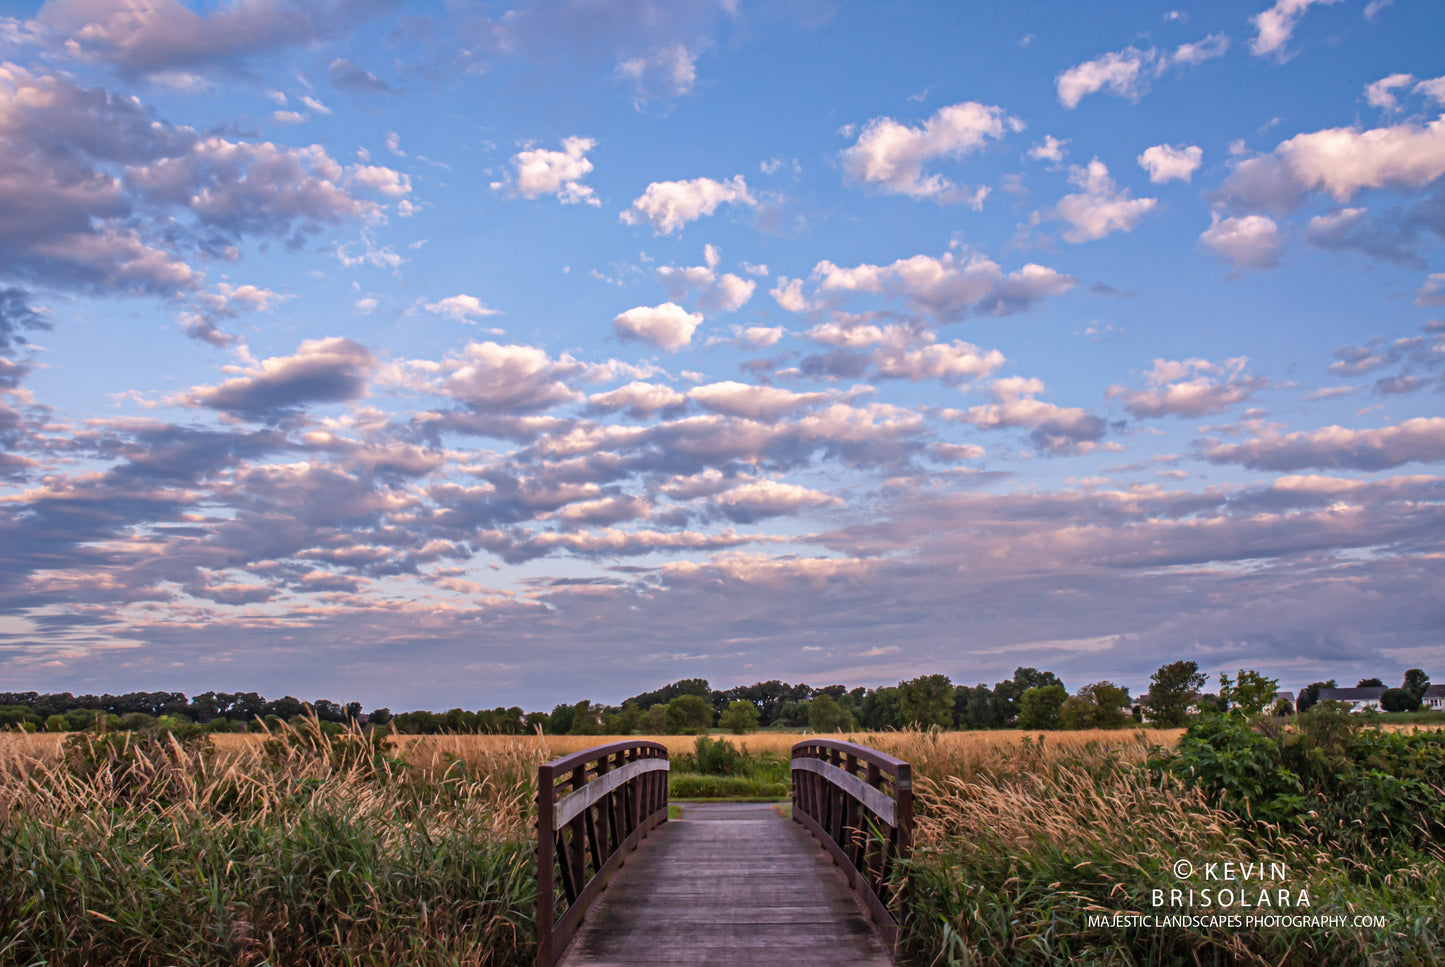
1316, 686, 1386, 712
1422, 684, 1445, 711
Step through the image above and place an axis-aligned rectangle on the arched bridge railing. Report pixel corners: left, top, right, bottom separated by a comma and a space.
791, 738, 913, 947
535, 741, 669, 967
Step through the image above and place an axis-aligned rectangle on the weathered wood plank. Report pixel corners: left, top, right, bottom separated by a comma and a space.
554, 758, 670, 826
556, 809, 893, 967
790, 756, 896, 825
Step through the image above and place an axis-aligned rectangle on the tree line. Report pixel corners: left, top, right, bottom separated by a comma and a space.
0, 663, 1430, 735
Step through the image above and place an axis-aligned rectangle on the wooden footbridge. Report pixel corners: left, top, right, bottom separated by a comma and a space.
535, 738, 913, 967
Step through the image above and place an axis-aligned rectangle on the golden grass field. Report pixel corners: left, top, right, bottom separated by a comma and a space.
0, 726, 1188, 778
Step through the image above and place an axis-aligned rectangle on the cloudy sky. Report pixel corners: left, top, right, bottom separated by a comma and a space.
0, 0, 1442, 711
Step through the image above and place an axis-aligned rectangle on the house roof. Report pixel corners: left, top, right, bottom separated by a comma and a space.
1422, 684, 1445, 699
1317, 687, 1387, 701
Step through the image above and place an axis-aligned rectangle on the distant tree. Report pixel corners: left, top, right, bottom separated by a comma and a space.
993, 668, 1065, 726
524, 711, 549, 734
897, 674, 954, 728
1381, 688, 1420, 713
367, 707, 392, 726
1219, 670, 1278, 716
664, 694, 713, 734
777, 699, 812, 728
860, 687, 902, 730
953, 684, 997, 730
1016, 685, 1067, 730
344, 701, 363, 723
1296, 680, 1336, 714
1141, 660, 1207, 727
1059, 682, 1132, 730
567, 700, 602, 735
1402, 669, 1430, 702
45, 714, 67, 733
720, 700, 761, 734
808, 694, 854, 733
1356, 677, 1385, 688
547, 703, 576, 735
638, 704, 666, 734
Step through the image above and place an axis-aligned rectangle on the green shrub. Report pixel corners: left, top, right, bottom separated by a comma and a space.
1154, 703, 1445, 856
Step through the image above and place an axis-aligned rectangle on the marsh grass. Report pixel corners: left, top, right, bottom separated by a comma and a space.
0, 718, 537, 966
887, 729, 1444, 966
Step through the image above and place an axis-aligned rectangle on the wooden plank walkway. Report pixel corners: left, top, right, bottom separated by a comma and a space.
556, 803, 895, 967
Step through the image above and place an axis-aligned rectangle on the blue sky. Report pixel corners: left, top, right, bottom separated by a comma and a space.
0, 0, 1442, 711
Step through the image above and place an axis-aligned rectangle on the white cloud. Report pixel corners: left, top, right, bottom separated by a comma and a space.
619, 175, 755, 234
271, 110, 306, 124
504, 136, 599, 206
1028, 135, 1069, 163
689, 382, 828, 420
809, 252, 1074, 320
425, 294, 501, 322
1200, 214, 1282, 270
348, 164, 412, 197
1250, 0, 1345, 59
738, 326, 783, 348
1057, 47, 1154, 108
1054, 160, 1157, 242
386, 131, 405, 157
1138, 144, 1203, 183
944, 376, 1107, 454
354, 297, 378, 315
1417, 76, 1445, 106
770, 277, 811, 313
301, 95, 332, 116
840, 101, 1023, 201
1056, 36, 1229, 108
1108, 357, 1268, 418
1417, 273, 1445, 307
588, 381, 686, 418
617, 43, 697, 100
1217, 114, 1445, 211
1366, 73, 1415, 111
656, 252, 756, 314
1170, 33, 1231, 66
714, 479, 841, 519
612, 302, 703, 351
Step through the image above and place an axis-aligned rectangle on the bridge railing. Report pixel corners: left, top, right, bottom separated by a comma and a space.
535, 740, 669, 967
791, 738, 912, 946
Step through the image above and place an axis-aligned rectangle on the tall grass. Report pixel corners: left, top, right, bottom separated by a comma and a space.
0, 720, 538, 966
888, 730, 1444, 966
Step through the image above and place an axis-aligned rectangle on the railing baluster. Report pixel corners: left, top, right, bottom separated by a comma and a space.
535, 741, 670, 967
790, 738, 913, 951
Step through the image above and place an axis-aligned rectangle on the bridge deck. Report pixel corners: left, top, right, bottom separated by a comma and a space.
556, 803, 895, 967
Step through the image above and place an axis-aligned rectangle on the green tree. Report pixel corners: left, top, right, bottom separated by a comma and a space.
664, 694, 713, 734
953, 684, 997, 729
1380, 688, 1420, 713
993, 668, 1065, 726
1141, 660, 1208, 727
1059, 681, 1132, 730
719, 699, 761, 734
860, 687, 902, 730
1296, 679, 1336, 713
547, 703, 576, 735
1402, 669, 1430, 702
808, 693, 855, 732
1016, 684, 1067, 729
1219, 670, 1279, 716
897, 674, 954, 728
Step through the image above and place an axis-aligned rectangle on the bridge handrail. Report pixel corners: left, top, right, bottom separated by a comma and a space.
791, 737, 913, 947
536, 740, 669, 967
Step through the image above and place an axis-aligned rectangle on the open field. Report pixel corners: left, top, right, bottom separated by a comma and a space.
2, 722, 1440, 965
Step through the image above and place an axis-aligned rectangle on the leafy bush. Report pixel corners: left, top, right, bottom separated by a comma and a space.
1154, 702, 1445, 856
